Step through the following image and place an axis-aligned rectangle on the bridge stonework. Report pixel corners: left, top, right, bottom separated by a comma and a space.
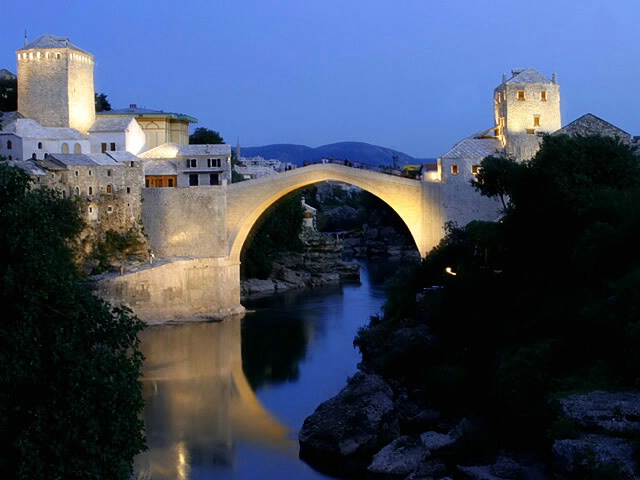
93, 165, 463, 323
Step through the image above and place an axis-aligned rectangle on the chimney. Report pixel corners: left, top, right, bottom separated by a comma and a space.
552, 72, 558, 84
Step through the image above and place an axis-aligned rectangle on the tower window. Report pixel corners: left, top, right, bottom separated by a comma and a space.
75, 170, 79, 176
56, 53, 61, 59
526, 129, 536, 135
517, 90, 525, 101
533, 115, 541, 127
88, 186, 93, 195
37, 142, 43, 149
107, 169, 112, 177
451, 165, 459, 175
126, 187, 131, 194
107, 206, 113, 213
106, 184, 113, 194
75, 187, 80, 195
541, 90, 547, 101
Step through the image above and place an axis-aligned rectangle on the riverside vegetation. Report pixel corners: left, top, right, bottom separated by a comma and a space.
0, 162, 147, 480
299, 134, 640, 479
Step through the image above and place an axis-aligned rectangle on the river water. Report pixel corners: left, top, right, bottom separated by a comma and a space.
133, 259, 409, 480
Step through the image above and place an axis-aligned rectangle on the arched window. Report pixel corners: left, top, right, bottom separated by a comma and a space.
106, 184, 113, 194
74, 187, 80, 196
74, 143, 81, 154
37, 142, 43, 149
31, 153, 37, 160
7, 140, 12, 150
88, 186, 93, 195
61, 143, 69, 154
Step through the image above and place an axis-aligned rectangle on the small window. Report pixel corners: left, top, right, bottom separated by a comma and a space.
7, 140, 12, 150
89, 186, 94, 195
471, 165, 480, 175
62, 143, 69, 154
56, 53, 61, 59
74, 170, 79, 176
517, 90, 525, 101
451, 165, 459, 175
126, 187, 131, 194
88, 207, 93, 214
107, 169, 112, 177
74, 143, 81, 154
107, 206, 113, 213
526, 128, 536, 135
32, 153, 37, 160
106, 184, 113, 194
130, 161, 135, 167
533, 115, 541, 127
75, 187, 80, 195
540, 90, 547, 101
101, 143, 107, 153
110, 142, 116, 151
186, 158, 197, 168
37, 142, 43, 149
88, 170, 92, 176
168, 179, 174, 187
189, 173, 199, 186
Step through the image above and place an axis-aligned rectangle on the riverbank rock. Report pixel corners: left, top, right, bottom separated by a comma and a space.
367, 435, 431, 477
550, 391, 640, 479
298, 372, 399, 476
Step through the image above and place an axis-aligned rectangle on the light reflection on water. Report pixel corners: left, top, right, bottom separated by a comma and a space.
134, 259, 408, 479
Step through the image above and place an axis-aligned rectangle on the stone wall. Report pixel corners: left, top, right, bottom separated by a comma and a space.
88, 257, 244, 324
17, 47, 95, 134
141, 186, 229, 258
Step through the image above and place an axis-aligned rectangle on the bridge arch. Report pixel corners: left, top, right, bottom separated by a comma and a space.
226, 164, 444, 263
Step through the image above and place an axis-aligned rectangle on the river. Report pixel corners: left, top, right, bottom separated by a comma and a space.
133, 259, 410, 480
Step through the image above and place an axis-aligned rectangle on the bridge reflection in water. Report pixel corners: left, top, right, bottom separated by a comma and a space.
133, 317, 295, 479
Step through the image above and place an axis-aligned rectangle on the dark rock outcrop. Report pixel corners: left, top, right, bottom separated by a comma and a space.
298, 372, 399, 476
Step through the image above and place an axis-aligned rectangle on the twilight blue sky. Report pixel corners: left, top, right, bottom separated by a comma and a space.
1, 1, 640, 158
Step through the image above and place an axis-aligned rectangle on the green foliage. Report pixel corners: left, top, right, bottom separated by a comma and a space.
95, 92, 111, 112
0, 163, 146, 479
355, 134, 640, 450
189, 127, 225, 145
92, 228, 146, 274
241, 192, 305, 279
0, 75, 17, 112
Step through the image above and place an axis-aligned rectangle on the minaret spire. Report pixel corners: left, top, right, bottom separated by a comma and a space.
24, 30, 28, 46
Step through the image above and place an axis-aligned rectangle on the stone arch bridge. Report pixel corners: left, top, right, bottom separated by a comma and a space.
92, 164, 447, 323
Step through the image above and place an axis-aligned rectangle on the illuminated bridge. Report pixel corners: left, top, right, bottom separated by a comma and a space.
92, 163, 450, 323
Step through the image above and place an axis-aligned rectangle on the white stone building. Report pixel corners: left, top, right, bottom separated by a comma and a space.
88, 117, 147, 155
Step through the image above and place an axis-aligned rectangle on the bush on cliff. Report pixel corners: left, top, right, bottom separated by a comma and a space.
0, 163, 146, 479
355, 134, 640, 449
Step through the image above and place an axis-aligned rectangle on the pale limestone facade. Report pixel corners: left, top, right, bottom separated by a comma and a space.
494, 68, 561, 161
17, 34, 95, 135
88, 117, 147, 155
98, 105, 195, 150
0, 118, 89, 161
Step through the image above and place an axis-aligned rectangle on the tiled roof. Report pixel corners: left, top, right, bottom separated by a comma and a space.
138, 143, 180, 159
48, 153, 120, 167
143, 159, 178, 176
10, 159, 46, 176
4, 118, 87, 140
19, 34, 90, 55
88, 117, 136, 133
555, 113, 631, 141
178, 144, 231, 156
99, 106, 197, 123
106, 151, 143, 163
506, 67, 553, 84
440, 136, 504, 160
0, 69, 16, 80
138, 142, 231, 158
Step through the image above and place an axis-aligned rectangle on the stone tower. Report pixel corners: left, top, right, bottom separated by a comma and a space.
494, 68, 560, 160
17, 34, 95, 135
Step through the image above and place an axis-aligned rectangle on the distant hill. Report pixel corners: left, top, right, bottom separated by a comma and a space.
237, 141, 435, 167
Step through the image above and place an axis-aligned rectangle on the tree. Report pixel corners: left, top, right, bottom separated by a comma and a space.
471, 154, 524, 211
95, 92, 111, 112
0, 163, 146, 479
0, 76, 18, 112
189, 127, 224, 145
